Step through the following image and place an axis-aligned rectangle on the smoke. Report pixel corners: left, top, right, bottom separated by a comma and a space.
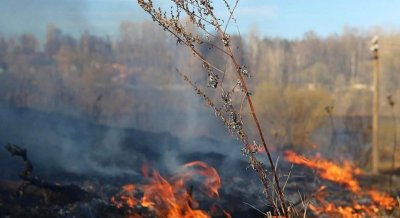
0, 104, 151, 178
0, 2, 250, 180
0, 99, 245, 180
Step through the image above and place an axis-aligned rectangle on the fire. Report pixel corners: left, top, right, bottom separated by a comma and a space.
308, 186, 377, 217
368, 190, 397, 210
180, 161, 221, 198
284, 150, 361, 192
308, 202, 372, 218
284, 150, 399, 216
111, 161, 229, 218
309, 193, 397, 217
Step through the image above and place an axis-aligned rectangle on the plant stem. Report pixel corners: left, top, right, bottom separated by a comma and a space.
204, 6, 288, 215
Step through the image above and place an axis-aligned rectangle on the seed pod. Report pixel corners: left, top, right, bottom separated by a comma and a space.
207, 73, 218, 88
239, 65, 250, 77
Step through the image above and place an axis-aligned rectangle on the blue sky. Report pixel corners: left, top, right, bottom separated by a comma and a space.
1, 0, 400, 40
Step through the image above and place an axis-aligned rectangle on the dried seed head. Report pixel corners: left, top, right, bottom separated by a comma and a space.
241, 147, 250, 157
229, 111, 242, 130
252, 141, 261, 153
222, 34, 230, 47
222, 93, 233, 111
207, 73, 218, 88
236, 79, 245, 92
239, 65, 250, 77
222, 93, 231, 103
230, 111, 237, 122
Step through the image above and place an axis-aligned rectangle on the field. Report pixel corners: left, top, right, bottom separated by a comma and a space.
0, 0, 400, 217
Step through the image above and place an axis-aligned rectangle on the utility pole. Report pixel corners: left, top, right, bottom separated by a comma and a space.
370, 36, 380, 174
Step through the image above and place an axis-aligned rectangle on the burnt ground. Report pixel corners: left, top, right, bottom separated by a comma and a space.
0, 105, 270, 217
0, 105, 399, 217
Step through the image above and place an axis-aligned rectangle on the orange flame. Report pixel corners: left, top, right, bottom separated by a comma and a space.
309, 191, 397, 217
284, 150, 398, 216
111, 161, 228, 218
368, 190, 397, 210
309, 202, 369, 218
284, 150, 361, 192
180, 161, 221, 198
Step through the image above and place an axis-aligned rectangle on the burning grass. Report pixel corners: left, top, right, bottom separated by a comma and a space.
111, 161, 229, 218
284, 150, 362, 193
284, 150, 399, 217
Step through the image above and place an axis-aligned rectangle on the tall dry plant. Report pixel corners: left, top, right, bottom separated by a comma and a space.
138, 0, 290, 216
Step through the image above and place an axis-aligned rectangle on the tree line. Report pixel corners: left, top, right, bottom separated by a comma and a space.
0, 23, 399, 149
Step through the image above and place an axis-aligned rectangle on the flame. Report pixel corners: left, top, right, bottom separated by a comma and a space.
284, 150, 361, 192
180, 161, 221, 198
368, 190, 397, 210
111, 161, 229, 218
308, 192, 396, 217
308, 186, 376, 217
284, 150, 398, 216
309, 203, 370, 218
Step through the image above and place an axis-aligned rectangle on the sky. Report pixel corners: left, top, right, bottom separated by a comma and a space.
1, 0, 400, 40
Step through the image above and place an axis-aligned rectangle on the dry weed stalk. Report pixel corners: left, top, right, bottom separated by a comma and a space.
138, 0, 289, 216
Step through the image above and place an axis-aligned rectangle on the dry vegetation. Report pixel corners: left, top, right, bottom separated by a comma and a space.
253, 83, 332, 150
137, 0, 290, 216
1, 0, 400, 217
134, 0, 400, 217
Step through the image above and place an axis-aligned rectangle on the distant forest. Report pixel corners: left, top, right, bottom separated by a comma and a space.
1, 22, 400, 145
